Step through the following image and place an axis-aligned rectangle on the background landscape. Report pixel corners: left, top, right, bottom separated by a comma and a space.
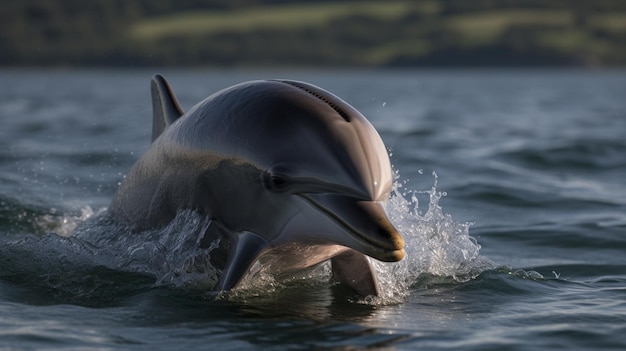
2, 0, 626, 67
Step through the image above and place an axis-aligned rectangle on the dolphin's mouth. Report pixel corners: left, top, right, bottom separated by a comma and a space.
298, 194, 405, 262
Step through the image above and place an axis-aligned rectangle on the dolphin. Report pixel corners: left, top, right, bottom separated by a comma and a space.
109, 74, 404, 296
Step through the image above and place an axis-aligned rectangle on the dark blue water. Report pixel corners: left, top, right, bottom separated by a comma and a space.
1, 69, 625, 350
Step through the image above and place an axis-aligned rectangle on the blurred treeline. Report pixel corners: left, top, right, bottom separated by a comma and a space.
2, 0, 625, 67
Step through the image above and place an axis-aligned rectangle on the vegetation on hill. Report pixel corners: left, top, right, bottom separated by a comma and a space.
1, 0, 625, 67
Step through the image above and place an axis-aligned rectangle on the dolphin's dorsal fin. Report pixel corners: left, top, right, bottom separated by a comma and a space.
151, 74, 184, 142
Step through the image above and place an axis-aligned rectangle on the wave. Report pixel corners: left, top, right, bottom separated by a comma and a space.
0, 173, 494, 305
497, 137, 626, 171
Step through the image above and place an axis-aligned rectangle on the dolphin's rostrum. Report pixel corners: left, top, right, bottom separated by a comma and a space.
109, 74, 405, 296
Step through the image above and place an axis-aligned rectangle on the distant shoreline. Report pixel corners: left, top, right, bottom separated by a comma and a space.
3, 0, 625, 68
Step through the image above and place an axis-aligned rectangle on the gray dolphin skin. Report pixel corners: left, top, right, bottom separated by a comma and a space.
109, 74, 405, 296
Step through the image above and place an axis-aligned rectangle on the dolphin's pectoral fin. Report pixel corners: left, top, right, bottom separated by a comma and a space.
151, 74, 184, 142
215, 231, 270, 292
200, 221, 270, 291
331, 250, 380, 296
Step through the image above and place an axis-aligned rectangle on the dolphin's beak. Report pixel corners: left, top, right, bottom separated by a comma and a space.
299, 194, 405, 262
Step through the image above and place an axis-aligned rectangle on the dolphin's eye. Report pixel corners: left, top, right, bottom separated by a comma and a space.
263, 171, 290, 191
271, 175, 287, 187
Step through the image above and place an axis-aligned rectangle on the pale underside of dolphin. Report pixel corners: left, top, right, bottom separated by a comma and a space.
109, 74, 405, 296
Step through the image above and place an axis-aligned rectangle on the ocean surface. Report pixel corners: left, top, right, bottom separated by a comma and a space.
0, 69, 624, 350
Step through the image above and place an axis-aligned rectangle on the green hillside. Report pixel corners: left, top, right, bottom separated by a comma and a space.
1, 0, 625, 67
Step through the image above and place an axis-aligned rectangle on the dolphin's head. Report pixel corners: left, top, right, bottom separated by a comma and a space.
184, 80, 405, 263
264, 80, 404, 263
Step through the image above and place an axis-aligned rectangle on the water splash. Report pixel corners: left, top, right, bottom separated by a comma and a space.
0, 209, 222, 299
1, 172, 493, 304
71, 210, 221, 291
366, 171, 495, 304
36, 207, 103, 237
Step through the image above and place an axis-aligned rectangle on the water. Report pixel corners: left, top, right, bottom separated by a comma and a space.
1, 69, 625, 350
